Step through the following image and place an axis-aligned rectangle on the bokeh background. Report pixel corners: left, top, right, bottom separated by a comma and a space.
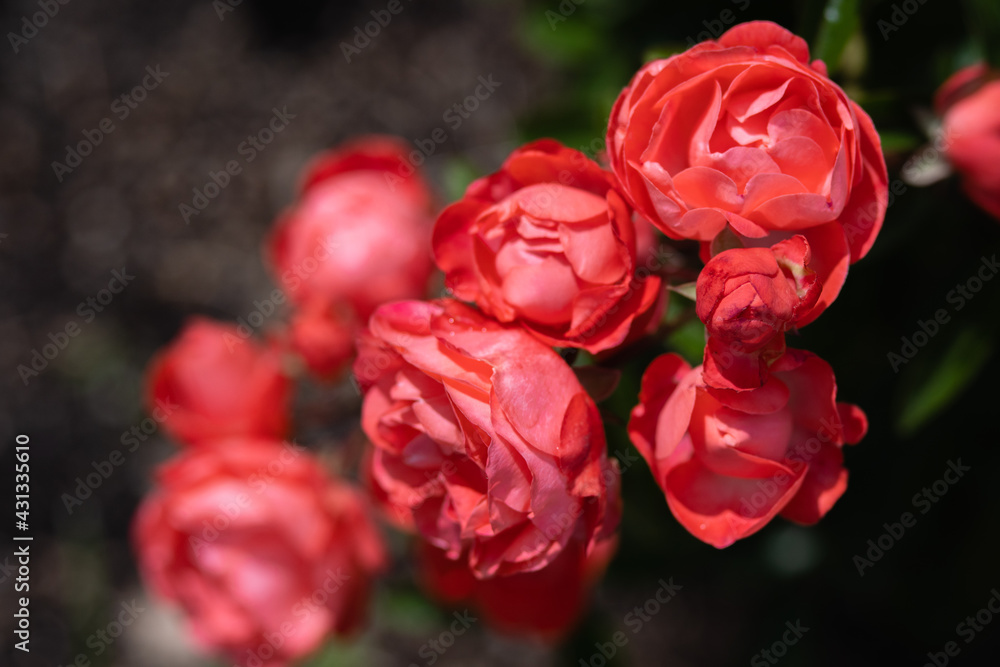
2, 0, 999, 665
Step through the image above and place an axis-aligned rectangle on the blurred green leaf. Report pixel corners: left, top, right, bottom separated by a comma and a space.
879, 131, 923, 154
301, 639, 371, 667
442, 158, 481, 203
812, 0, 860, 74
377, 587, 440, 635
896, 326, 994, 436
520, 11, 603, 64
665, 318, 705, 367
642, 45, 681, 61
963, 0, 1000, 68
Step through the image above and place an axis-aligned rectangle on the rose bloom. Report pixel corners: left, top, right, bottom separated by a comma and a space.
608, 21, 887, 309
629, 349, 866, 548
146, 318, 292, 446
696, 235, 820, 390
133, 440, 386, 667
433, 139, 663, 353
268, 135, 435, 320
417, 535, 618, 639
355, 299, 620, 582
936, 64, 1000, 220
286, 298, 356, 379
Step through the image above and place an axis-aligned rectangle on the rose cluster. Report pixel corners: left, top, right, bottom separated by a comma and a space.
133, 20, 888, 665
137, 320, 387, 667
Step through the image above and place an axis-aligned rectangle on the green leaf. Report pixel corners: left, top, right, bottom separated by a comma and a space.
878, 131, 924, 154
668, 281, 698, 302
300, 631, 374, 667
442, 158, 480, 203
963, 0, 1000, 68
812, 0, 861, 74
665, 318, 706, 367
519, 11, 602, 64
896, 327, 994, 436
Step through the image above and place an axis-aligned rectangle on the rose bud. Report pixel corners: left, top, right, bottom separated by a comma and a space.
132, 440, 387, 666
433, 139, 663, 354
697, 235, 820, 390
629, 350, 867, 548
285, 298, 356, 379
355, 299, 619, 584
607, 20, 888, 273
417, 533, 618, 640
936, 64, 1000, 220
146, 317, 292, 446
267, 136, 435, 321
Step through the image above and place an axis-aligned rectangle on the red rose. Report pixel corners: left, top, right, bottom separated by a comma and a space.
629, 350, 866, 548
133, 440, 386, 666
355, 299, 619, 580
417, 533, 617, 639
267, 136, 435, 320
607, 21, 888, 266
697, 235, 820, 390
286, 298, 356, 379
937, 64, 1000, 220
147, 318, 291, 446
433, 139, 663, 353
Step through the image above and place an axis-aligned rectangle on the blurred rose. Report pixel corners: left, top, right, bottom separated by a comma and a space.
267, 136, 435, 320
146, 317, 291, 446
937, 64, 1000, 220
629, 350, 866, 548
607, 21, 887, 272
433, 139, 663, 353
133, 440, 386, 667
697, 235, 820, 390
418, 533, 617, 640
355, 299, 619, 583
286, 298, 356, 379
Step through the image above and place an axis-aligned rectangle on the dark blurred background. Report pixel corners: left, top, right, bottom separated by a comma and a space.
1, 0, 998, 665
